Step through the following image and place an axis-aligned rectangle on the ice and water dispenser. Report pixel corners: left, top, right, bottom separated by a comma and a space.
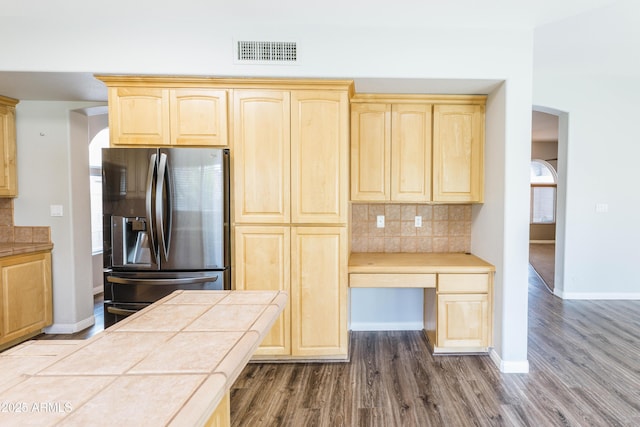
111, 216, 152, 268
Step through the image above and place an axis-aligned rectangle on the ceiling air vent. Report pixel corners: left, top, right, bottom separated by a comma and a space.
235, 41, 298, 64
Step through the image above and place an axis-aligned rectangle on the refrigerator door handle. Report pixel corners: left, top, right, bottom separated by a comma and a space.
156, 152, 172, 261
106, 275, 218, 286
145, 153, 159, 264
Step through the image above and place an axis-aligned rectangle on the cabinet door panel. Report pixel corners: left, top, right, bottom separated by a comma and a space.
432, 104, 484, 202
350, 103, 391, 201
110, 87, 170, 146
291, 227, 347, 357
437, 293, 489, 348
291, 91, 348, 223
0, 253, 52, 343
170, 89, 228, 146
0, 103, 17, 196
391, 104, 432, 202
234, 226, 290, 355
233, 91, 290, 223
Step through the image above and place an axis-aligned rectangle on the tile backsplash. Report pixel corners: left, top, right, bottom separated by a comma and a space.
0, 199, 51, 243
351, 203, 471, 253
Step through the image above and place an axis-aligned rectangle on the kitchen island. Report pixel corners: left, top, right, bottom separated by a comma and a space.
0, 289, 287, 426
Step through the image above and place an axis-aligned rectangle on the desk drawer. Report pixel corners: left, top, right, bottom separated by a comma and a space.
349, 273, 436, 288
438, 273, 489, 293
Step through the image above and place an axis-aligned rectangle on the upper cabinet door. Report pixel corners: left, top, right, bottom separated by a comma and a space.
109, 87, 170, 146
233, 90, 291, 224
432, 104, 484, 203
0, 100, 17, 197
350, 103, 391, 201
170, 89, 228, 146
291, 91, 349, 224
391, 103, 432, 202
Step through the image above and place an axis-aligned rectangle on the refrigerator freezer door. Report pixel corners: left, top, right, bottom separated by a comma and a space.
102, 148, 160, 270
160, 148, 228, 270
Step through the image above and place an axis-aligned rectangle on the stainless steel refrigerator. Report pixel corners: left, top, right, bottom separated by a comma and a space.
102, 147, 230, 327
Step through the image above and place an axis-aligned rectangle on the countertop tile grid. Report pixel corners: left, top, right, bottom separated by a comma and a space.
128, 331, 244, 374
112, 304, 212, 332
60, 374, 207, 427
0, 290, 288, 426
37, 332, 175, 376
0, 375, 116, 427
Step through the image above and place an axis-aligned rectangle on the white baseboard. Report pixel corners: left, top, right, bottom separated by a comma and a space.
555, 290, 640, 300
489, 348, 530, 373
349, 321, 424, 331
44, 315, 95, 334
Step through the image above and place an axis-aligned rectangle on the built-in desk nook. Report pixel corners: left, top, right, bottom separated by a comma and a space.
349, 252, 495, 354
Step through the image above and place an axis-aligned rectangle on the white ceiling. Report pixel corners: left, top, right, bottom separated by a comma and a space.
0, 0, 633, 102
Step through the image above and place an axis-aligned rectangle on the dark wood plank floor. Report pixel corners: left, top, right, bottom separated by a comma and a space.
28, 270, 640, 426
230, 267, 640, 427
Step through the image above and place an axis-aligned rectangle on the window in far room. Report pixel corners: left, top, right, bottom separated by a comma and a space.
89, 128, 109, 253
530, 159, 557, 224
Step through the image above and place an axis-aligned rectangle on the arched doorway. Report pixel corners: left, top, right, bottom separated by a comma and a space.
531, 107, 568, 296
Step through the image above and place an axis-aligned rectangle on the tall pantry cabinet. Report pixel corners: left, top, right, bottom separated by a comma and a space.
233, 83, 351, 359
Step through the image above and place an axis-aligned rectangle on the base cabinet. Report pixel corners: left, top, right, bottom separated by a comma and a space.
205, 392, 230, 427
436, 293, 490, 349
425, 272, 493, 353
0, 251, 52, 349
235, 226, 348, 360
291, 227, 348, 357
234, 226, 291, 356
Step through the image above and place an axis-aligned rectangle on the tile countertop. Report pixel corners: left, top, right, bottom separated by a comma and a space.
349, 252, 496, 274
0, 290, 287, 427
0, 242, 54, 257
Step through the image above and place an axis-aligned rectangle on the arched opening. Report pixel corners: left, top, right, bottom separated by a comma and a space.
530, 107, 568, 295
89, 128, 109, 256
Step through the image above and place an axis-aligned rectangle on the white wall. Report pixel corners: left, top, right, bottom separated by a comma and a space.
14, 102, 101, 331
533, 2, 640, 299
1, 16, 534, 371
533, 75, 640, 298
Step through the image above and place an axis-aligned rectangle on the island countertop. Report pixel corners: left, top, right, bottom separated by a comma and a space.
0, 289, 287, 426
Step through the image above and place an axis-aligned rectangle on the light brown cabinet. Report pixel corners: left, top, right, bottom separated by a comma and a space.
232, 83, 351, 360
351, 102, 432, 202
205, 392, 230, 427
432, 104, 484, 202
0, 95, 19, 197
102, 83, 228, 147
291, 227, 348, 357
350, 95, 485, 203
232, 90, 291, 224
233, 89, 348, 224
348, 253, 494, 355
427, 272, 492, 353
234, 226, 291, 356
0, 251, 53, 349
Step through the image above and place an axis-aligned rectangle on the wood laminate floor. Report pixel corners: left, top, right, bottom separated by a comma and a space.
230, 267, 640, 427
30, 273, 640, 426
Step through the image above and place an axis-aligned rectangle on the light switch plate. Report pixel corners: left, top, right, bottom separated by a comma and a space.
595, 203, 608, 213
50, 205, 63, 217
415, 216, 422, 227
376, 215, 385, 228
